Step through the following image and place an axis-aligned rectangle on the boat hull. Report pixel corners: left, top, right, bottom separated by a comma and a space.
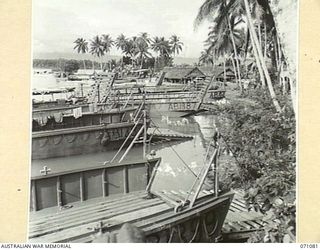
32, 122, 141, 159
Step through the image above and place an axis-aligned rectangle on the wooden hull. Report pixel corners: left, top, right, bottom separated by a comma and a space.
28, 190, 233, 243
32, 106, 140, 159
32, 123, 141, 159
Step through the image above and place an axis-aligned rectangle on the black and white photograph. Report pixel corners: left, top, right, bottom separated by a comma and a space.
29, 0, 297, 243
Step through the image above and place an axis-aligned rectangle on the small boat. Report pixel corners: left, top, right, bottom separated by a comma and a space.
28, 116, 234, 243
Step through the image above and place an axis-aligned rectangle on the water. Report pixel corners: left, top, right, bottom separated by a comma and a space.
31, 73, 222, 192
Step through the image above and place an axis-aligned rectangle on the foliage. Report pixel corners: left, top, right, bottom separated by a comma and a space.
213, 89, 295, 242
63, 60, 80, 74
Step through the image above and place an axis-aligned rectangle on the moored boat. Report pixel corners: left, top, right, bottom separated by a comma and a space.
28, 127, 234, 243
32, 101, 145, 159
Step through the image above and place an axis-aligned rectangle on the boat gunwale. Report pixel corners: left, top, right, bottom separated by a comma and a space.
32, 121, 139, 138
31, 157, 161, 180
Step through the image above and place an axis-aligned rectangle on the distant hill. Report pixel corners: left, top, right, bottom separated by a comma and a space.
33, 52, 199, 66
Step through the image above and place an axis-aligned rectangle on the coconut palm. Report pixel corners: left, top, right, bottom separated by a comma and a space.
169, 35, 184, 61
73, 38, 88, 70
151, 36, 172, 69
138, 32, 151, 45
115, 34, 128, 51
90, 35, 104, 70
195, 0, 282, 112
115, 34, 128, 68
133, 40, 152, 69
101, 34, 114, 71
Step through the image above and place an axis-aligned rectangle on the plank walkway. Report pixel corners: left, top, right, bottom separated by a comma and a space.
222, 190, 265, 241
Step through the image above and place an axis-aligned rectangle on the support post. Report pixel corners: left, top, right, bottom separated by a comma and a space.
102, 168, 107, 197
80, 172, 84, 202
57, 176, 62, 208
123, 167, 128, 193
31, 180, 37, 212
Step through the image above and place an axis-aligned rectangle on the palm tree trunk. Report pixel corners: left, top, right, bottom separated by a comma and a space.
264, 21, 267, 58
250, 35, 266, 89
227, 17, 243, 93
258, 23, 262, 47
230, 56, 238, 86
244, 0, 281, 112
223, 57, 226, 87
140, 55, 144, 69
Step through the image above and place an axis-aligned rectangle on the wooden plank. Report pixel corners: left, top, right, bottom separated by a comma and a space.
230, 202, 246, 212
227, 222, 242, 231
30, 192, 150, 227
30, 192, 147, 224
169, 190, 187, 201
153, 191, 181, 207
232, 199, 248, 210
29, 203, 170, 243
233, 211, 263, 222
236, 221, 252, 230
29, 198, 166, 239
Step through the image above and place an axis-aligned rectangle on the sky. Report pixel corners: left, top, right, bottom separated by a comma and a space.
32, 0, 210, 59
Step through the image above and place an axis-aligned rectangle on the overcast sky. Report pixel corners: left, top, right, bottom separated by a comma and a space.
32, 0, 210, 59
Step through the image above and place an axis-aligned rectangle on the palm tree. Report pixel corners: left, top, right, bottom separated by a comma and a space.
138, 32, 151, 45
134, 39, 152, 69
195, 0, 281, 112
102, 34, 114, 71
151, 37, 172, 69
115, 34, 128, 51
90, 35, 104, 71
195, 0, 244, 92
169, 35, 184, 63
115, 34, 128, 68
73, 38, 88, 70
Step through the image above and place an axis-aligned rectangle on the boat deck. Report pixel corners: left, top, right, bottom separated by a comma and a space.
29, 191, 169, 243
28, 189, 263, 243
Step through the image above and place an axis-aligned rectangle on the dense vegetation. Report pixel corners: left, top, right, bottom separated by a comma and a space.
194, 0, 296, 243
73, 33, 183, 71
213, 88, 295, 242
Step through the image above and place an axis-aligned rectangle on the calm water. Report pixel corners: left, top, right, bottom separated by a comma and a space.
32, 72, 220, 192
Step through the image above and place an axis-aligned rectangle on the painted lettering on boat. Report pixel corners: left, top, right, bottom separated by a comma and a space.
168, 102, 193, 111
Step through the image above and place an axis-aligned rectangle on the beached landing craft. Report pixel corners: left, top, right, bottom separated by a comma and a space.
32, 102, 145, 159
31, 73, 148, 159
100, 77, 226, 118
28, 115, 234, 243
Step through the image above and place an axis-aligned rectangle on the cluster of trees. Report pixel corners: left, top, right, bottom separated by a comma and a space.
195, 0, 296, 116
73, 33, 184, 71
194, 0, 296, 243
33, 59, 80, 75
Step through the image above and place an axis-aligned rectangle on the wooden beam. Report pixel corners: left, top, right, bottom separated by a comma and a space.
80, 173, 84, 202
57, 176, 62, 208
102, 168, 107, 197
123, 167, 128, 193
31, 180, 37, 212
